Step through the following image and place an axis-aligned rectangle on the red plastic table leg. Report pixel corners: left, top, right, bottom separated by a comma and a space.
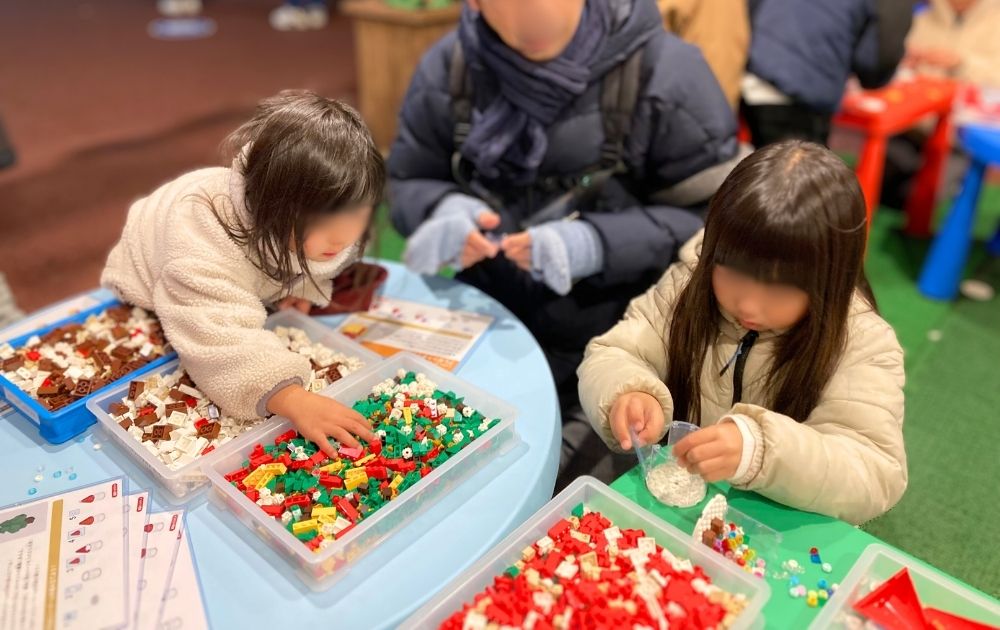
905, 113, 953, 237
856, 133, 888, 228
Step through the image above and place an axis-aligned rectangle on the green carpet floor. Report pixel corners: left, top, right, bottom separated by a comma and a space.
861, 190, 1000, 598
373, 184, 1000, 597
370, 202, 406, 262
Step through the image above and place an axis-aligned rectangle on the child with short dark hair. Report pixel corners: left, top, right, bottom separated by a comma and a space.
102, 91, 385, 456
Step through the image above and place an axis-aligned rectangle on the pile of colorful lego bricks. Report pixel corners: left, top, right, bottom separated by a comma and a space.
223, 369, 502, 552
0, 304, 170, 411
439, 506, 749, 630
108, 325, 367, 471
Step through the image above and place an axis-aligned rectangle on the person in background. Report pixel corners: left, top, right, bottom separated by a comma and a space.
741, 0, 913, 147
270, 0, 329, 31
657, 0, 749, 112
904, 0, 1000, 86
881, 0, 1000, 209
389, 0, 739, 484
157, 0, 203, 18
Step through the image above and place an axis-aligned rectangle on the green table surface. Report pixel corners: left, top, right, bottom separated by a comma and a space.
610, 466, 994, 629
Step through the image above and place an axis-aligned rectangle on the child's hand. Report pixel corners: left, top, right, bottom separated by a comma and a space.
609, 392, 665, 450
276, 296, 313, 314
672, 423, 742, 483
267, 385, 376, 458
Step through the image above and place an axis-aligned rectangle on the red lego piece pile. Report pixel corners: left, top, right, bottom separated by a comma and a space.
440, 510, 749, 630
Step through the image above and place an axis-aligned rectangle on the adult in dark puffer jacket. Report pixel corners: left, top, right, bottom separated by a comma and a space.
388, 0, 739, 409
742, 0, 913, 147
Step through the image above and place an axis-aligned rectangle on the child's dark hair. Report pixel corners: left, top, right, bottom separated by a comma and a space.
211, 90, 386, 290
666, 140, 876, 424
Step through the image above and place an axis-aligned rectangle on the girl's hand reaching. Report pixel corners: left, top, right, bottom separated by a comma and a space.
672, 422, 743, 483
609, 392, 665, 450
267, 384, 376, 458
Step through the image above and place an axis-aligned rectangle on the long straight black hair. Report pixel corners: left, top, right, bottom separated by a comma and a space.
209, 91, 386, 291
666, 140, 876, 423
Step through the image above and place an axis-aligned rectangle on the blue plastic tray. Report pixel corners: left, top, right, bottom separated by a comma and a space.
0, 300, 177, 444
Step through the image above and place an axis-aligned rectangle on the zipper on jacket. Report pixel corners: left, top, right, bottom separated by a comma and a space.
720, 330, 759, 406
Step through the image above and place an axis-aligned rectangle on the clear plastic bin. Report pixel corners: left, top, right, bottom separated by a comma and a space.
0, 299, 176, 444
87, 310, 380, 502
631, 421, 707, 508
808, 543, 1000, 629
400, 476, 772, 630
199, 352, 520, 590
723, 505, 782, 569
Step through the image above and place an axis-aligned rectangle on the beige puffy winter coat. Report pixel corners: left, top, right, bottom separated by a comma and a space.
102, 166, 358, 420
578, 233, 907, 525
907, 0, 1000, 87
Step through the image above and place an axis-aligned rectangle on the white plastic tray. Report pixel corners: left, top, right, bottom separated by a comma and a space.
808, 543, 1000, 629
199, 352, 520, 590
400, 476, 771, 630
87, 310, 379, 501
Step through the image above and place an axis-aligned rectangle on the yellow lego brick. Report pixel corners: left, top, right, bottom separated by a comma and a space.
390, 475, 404, 490
252, 472, 276, 491
258, 463, 288, 475
345, 467, 367, 479
292, 519, 318, 535
317, 514, 338, 525
355, 454, 376, 466
312, 506, 338, 518
317, 461, 343, 474
403, 408, 413, 424
345, 472, 369, 491
242, 468, 271, 489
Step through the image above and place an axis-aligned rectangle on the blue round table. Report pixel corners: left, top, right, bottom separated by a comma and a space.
0, 262, 561, 629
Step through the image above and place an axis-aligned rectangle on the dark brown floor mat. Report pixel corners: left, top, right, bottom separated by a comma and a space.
0, 0, 357, 310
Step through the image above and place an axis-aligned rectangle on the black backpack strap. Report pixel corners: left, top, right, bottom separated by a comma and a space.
448, 38, 506, 211
449, 38, 472, 152
599, 47, 643, 172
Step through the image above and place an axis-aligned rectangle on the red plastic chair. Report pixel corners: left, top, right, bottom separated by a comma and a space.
834, 77, 958, 236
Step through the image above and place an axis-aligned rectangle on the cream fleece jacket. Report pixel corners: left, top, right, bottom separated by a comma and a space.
102, 165, 358, 420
